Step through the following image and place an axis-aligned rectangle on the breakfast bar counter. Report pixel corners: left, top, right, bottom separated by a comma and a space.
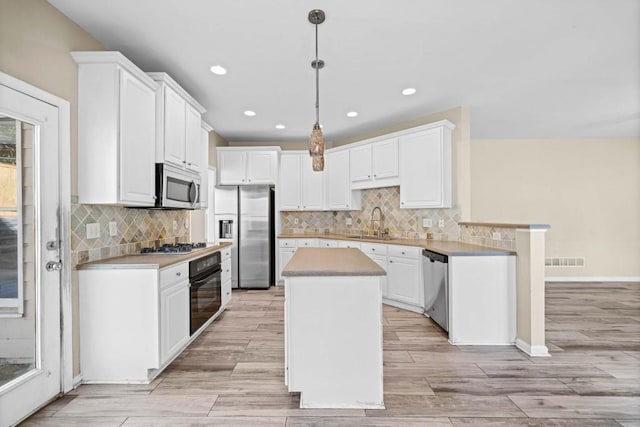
282, 248, 385, 409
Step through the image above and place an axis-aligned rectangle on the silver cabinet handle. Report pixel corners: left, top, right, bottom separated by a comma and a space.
183, 160, 187, 164
401, 251, 405, 255
374, 174, 377, 177
372, 248, 376, 251
188, 162, 192, 166
176, 272, 181, 276
389, 260, 393, 263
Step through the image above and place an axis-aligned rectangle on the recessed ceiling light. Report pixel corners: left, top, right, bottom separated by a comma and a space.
275, 124, 286, 130
210, 65, 227, 75
244, 110, 256, 117
402, 87, 417, 96
346, 111, 358, 118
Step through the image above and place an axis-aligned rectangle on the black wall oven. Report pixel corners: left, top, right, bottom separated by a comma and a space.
189, 252, 222, 335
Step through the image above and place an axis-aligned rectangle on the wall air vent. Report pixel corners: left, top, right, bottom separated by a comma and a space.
545, 257, 585, 267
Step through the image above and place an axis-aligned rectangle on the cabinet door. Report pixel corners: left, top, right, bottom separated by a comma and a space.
301, 155, 324, 210
185, 103, 202, 173
219, 151, 247, 184
372, 138, 399, 179
246, 151, 277, 184
400, 128, 450, 208
279, 248, 296, 280
350, 144, 372, 182
221, 280, 231, 308
369, 254, 388, 298
198, 126, 209, 209
387, 257, 421, 306
279, 155, 302, 210
160, 280, 190, 364
325, 150, 352, 209
118, 69, 156, 205
163, 85, 187, 167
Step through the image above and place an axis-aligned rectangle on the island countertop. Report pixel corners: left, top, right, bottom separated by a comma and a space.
282, 248, 387, 277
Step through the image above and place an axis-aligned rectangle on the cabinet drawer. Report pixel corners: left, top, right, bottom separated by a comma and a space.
279, 239, 298, 248
361, 242, 388, 255
160, 263, 188, 288
319, 240, 339, 248
221, 259, 232, 283
221, 246, 231, 260
387, 245, 421, 259
297, 238, 319, 248
338, 240, 361, 249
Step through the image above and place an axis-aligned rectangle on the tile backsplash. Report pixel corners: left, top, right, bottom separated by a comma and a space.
459, 224, 516, 251
281, 186, 461, 240
70, 196, 189, 266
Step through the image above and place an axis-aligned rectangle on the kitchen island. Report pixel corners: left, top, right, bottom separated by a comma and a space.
282, 248, 386, 409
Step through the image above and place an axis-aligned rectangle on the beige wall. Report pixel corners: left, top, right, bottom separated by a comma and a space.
471, 138, 640, 277
0, 0, 105, 195
228, 140, 325, 151
209, 130, 228, 166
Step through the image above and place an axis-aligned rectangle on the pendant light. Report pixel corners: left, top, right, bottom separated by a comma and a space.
308, 9, 325, 171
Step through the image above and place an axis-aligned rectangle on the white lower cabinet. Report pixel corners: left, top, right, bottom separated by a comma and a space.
387, 246, 422, 308
160, 279, 190, 364
79, 249, 228, 383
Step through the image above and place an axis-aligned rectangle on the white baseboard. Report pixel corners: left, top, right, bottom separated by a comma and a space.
73, 374, 83, 388
546, 276, 640, 283
515, 338, 550, 357
382, 298, 423, 314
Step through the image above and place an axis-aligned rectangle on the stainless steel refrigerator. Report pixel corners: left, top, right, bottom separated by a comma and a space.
214, 186, 275, 289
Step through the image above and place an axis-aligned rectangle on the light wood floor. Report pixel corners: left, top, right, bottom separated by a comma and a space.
22, 282, 640, 426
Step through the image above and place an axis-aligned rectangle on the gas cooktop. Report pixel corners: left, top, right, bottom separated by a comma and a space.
140, 242, 207, 254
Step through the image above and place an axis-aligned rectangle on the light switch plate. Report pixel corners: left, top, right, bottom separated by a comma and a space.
173, 220, 178, 231
346, 218, 353, 226
422, 217, 432, 228
438, 219, 445, 228
86, 223, 100, 239
294, 218, 299, 225
108, 222, 117, 237
492, 232, 501, 240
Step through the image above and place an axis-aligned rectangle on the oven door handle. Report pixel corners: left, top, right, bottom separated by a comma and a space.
189, 270, 222, 288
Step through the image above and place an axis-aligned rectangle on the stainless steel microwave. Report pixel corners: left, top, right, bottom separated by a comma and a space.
155, 163, 200, 209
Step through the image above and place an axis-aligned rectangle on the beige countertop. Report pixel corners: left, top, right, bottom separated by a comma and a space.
76, 242, 232, 270
459, 221, 550, 230
277, 233, 516, 256
282, 248, 387, 277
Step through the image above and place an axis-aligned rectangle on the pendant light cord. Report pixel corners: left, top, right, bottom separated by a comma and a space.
315, 20, 320, 125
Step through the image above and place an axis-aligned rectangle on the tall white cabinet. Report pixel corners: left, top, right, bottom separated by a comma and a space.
73, 51, 158, 206
279, 152, 324, 211
147, 73, 207, 175
399, 123, 454, 208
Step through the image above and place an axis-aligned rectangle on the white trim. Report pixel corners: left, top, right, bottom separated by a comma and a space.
382, 299, 423, 314
546, 276, 640, 283
515, 338, 550, 357
72, 374, 83, 389
0, 72, 73, 393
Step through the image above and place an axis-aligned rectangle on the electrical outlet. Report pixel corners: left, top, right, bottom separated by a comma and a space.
422, 218, 432, 228
492, 232, 501, 240
108, 222, 117, 237
438, 219, 445, 228
294, 218, 299, 225
346, 218, 353, 226
173, 220, 178, 231
86, 223, 100, 239
184, 219, 189, 230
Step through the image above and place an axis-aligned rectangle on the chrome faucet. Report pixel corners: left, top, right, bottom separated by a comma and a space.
371, 206, 385, 237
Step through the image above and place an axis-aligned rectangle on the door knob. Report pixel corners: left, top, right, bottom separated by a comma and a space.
46, 261, 62, 272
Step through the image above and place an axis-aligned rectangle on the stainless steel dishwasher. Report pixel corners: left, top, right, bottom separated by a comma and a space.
423, 249, 449, 332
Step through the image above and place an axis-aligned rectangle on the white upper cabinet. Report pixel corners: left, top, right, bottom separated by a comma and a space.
278, 152, 323, 211
199, 122, 212, 209
148, 72, 206, 175
325, 149, 361, 211
217, 148, 279, 185
350, 137, 399, 189
73, 51, 157, 206
399, 123, 454, 208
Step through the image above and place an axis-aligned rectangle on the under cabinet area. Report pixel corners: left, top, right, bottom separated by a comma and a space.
217, 147, 279, 185
73, 51, 157, 206
147, 73, 206, 175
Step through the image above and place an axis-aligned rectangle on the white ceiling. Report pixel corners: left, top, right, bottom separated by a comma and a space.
49, 0, 639, 142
